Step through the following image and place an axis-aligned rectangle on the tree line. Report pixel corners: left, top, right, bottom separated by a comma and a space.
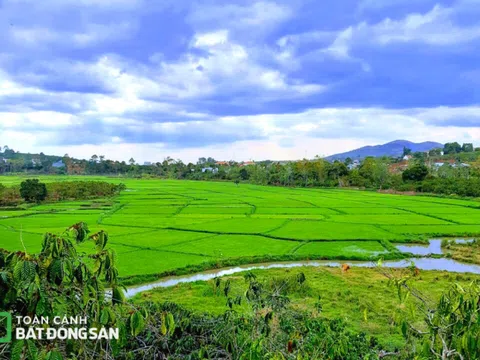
2, 144, 480, 197
0, 180, 126, 207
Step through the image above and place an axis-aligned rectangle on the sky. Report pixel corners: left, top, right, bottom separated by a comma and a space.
0, 0, 479, 163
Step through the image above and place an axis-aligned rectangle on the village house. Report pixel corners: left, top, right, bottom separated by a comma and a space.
240, 161, 255, 167
347, 159, 360, 170
201, 167, 218, 173
52, 160, 65, 168
215, 161, 229, 166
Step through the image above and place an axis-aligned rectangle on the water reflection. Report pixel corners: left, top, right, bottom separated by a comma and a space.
394, 238, 474, 256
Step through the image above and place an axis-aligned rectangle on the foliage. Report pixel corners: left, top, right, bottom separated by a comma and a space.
402, 164, 429, 182
403, 147, 412, 156
382, 266, 480, 360
419, 177, 480, 197
462, 143, 474, 153
136, 266, 480, 353
0, 223, 129, 359
127, 276, 382, 360
0, 180, 126, 206
444, 142, 463, 155
45, 181, 126, 201
19, 179, 47, 203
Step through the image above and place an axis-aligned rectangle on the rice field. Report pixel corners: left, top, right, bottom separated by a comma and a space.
1, 177, 479, 278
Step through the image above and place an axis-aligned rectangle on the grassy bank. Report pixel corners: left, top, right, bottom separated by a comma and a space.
132, 266, 480, 350
118, 249, 410, 286
443, 239, 480, 265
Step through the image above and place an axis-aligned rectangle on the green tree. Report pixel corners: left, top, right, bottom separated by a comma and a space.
429, 148, 443, 156
328, 161, 348, 182
462, 143, 474, 152
239, 168, 249, 180
402, 164, 429, 182
403, 147, 412, 156
19, 179, 47, 203
444, 142, 462, 155
413, 151, 426, 162
373, 160, 390, 189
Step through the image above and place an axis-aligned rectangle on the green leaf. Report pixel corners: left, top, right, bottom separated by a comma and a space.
160, 320, 167, 336
36, 295, 46, 316
26, 340, 38, 360
100, 308, 109, 325
130, 312, 145, 337
46, 350, 63, 360
112, 286, 125, 305
166, 313, 175, 336
401, 321, 408, 338
10, 340, 25, 360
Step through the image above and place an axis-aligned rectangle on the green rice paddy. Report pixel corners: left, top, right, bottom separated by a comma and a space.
1, 177, 479, 279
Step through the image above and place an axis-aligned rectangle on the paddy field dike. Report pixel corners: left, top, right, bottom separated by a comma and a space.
1, 177, 480, 282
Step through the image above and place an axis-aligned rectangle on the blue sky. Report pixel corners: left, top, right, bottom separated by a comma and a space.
0, 0, 479, 162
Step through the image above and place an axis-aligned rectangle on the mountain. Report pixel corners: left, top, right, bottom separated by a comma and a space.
324, 140, 444, 161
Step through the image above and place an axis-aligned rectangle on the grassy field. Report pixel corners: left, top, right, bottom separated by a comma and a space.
132, 266, 480, 350
1, 176, 480, 279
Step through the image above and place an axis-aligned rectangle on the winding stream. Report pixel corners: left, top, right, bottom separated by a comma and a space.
125, 239, 479, 298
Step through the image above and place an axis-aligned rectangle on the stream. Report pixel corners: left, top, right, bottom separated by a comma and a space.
125, 238, 479, 298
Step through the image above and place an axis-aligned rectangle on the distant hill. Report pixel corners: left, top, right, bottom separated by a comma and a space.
324, 140, 444, 161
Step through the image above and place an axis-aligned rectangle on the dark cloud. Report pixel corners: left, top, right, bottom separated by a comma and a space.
1, 0, 480, 154
35, 119, 266, 148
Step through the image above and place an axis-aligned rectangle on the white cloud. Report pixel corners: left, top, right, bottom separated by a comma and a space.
0, 71, 44, 97
9, 22, 134, 48
370, 5, 480, 45
2, 106, 480, 163
187, 1, 292, 32
4, 0, 144, 10
194, 30, 229, 47
151, 30, 325, 99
